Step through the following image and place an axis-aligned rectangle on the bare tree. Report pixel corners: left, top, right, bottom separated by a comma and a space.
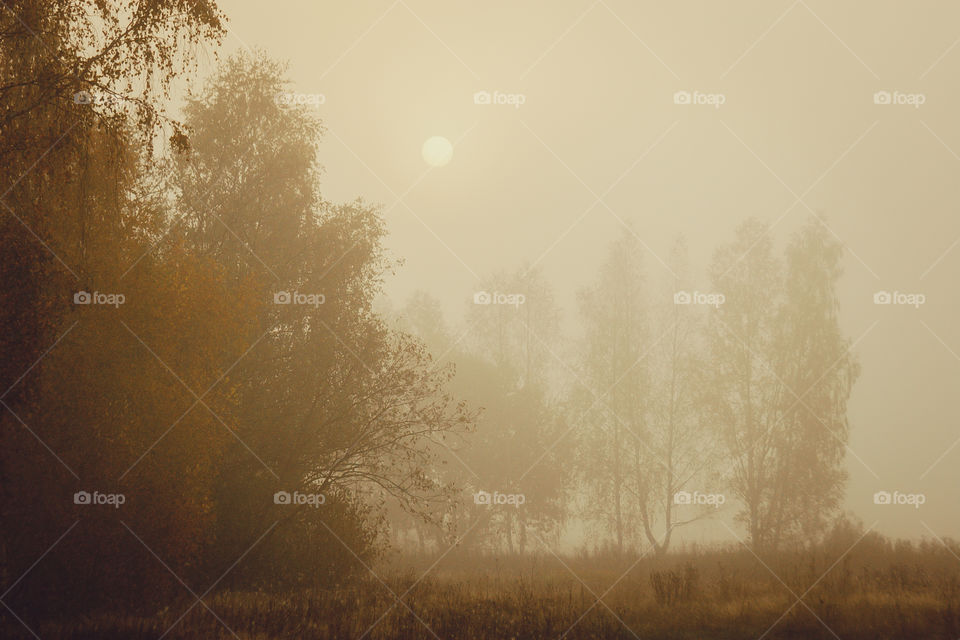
576, 229, 647, 554
635, 237, 720, 554
707, 219, 784, 548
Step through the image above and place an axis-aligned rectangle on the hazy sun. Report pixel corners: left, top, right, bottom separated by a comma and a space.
422, 136, 453, 167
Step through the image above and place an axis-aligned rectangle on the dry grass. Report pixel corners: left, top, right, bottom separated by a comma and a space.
12, 541, 960, 639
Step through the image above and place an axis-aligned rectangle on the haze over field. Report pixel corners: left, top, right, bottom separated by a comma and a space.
4, 2, 960, 638
210, 0, 960, 541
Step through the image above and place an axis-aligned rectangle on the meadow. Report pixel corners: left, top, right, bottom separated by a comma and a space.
16, 531, 960, 640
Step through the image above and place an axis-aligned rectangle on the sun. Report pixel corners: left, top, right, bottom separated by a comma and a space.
422, 136, 453, 167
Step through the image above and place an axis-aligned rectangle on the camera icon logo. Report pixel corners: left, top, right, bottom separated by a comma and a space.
873, 491, 892, 505
673, 291, 692, 305
873, 291, 892, 305
673, 491, 692, 505
74, 491, 91, 505
473, 91, 491, 105
473, 490, 492, 505
873, 91, 892, 105
74, 291, 92, 304
274, 291, 292, 304
473, 291, 492, 305
273, 490, 291, 505
73, 91, 92, 105
673, 91, 691, 105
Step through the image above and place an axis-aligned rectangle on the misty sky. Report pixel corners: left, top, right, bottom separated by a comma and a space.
190, 1, 960, 541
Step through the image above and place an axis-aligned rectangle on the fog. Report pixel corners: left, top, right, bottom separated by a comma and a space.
4, 1, 960, 637
214, 0, 960, 541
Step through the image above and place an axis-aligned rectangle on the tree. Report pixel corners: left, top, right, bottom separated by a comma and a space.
468, 265, 562, 391
169, 52, 474, 588
455, 268, 567, 552
636, 237, 719, 555
706, 219, 784, 549
173, 51, 323, 282
393, 288, 567, 555
449, 355, 567, 554
706, 218, 858, 549
0, 0, 225, 134
575, 229, 648, 554
0, 0, 229, 619
768, 220, 859, 547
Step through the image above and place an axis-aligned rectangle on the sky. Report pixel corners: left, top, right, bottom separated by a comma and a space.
185, 0, 960, 542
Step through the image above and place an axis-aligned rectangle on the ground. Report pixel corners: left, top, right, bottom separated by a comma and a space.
11, 542, 960, 639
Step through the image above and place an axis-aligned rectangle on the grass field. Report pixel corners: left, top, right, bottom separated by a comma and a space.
11, 533, 960, 639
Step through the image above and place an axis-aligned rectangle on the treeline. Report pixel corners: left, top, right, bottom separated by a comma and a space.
389, 220, 858, 558
1, 1, 470, 619
0, 0, 862, 626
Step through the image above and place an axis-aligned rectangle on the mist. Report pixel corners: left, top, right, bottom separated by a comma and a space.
2, 1, 959, 638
